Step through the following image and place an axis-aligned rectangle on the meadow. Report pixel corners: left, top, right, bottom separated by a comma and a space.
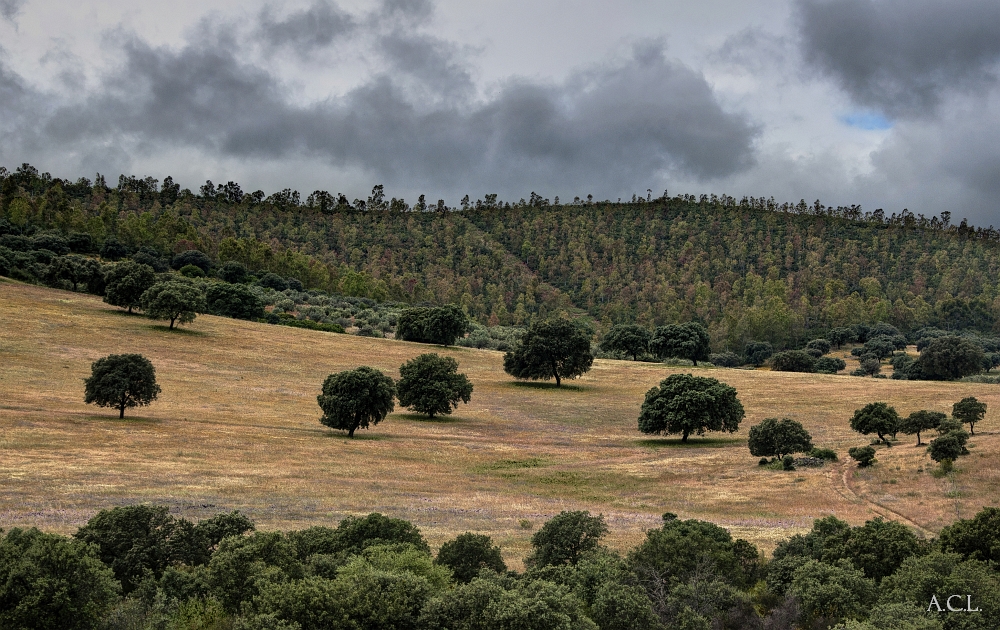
2, 279, 998, 568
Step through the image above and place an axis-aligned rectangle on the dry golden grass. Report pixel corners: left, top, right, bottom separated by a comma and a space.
2, 279, 999, 568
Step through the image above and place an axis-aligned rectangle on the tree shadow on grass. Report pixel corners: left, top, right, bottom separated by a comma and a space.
83, 414, 162, 424
394, 412, 463, 424
636, 436, 744, 448
105, 309, 146, 317
147, 325, 208, 336
321, 431, 390, 441
506, 381, 589, 392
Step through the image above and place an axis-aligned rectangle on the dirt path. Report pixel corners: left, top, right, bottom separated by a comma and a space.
832, 461, 936, 538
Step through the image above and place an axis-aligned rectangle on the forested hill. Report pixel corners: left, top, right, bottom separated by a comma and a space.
2, 163, 999, 350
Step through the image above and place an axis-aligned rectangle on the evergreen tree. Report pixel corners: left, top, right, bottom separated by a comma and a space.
104, 260, 156, 313
397, 353, 473, 417
600, 324, 651, 360
649, 322, 710, 365
317, 366, 396, 437
638, 373, 744, 442
83, 353, 161, 419
503, 319, 593, 386
140, 279, 206, 329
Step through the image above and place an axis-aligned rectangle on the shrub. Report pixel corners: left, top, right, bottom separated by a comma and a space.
849, 446, 877, 467
205, 282, 265, 320
782, 455, 795, 470
928, 433, 967, 463
396, 305, 470, 346
815, 356, 846, 374
806, 339, 832, 355
171, 249, 213, 272
709, 352, 742, 367
809, 447, 838, 461
179, 263, 206, 278
745, 341, 774, 366
332, 513, 430, 557
217, 260, 249, 283
258, 272, 289, 291
770, 350, 816, 372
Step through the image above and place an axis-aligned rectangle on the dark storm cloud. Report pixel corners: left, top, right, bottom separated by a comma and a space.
258, 1, 355, 55
6, 4, 755, 197
796, 0, 1000, 116
0, 0, 25, 22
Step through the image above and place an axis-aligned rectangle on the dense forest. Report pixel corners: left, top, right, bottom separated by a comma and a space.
3, 163, 999, 350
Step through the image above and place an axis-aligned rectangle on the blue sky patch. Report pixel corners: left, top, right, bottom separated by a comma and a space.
840, 112, 893, 130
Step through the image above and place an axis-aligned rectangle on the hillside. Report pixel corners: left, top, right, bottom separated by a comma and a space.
3, 165, 1000, 350
2, 279, 998, 565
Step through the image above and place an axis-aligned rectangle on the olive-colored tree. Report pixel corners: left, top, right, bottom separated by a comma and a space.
317, 366, 396, 437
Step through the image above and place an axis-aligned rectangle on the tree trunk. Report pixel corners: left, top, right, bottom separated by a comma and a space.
692, 359, 698, 366
915, 432, 921, 446
119, 403, 125, 419
682, 430, 689, 442
169, 317, 176, 329
552, 360, 560, 386
348, 426, 356, 438
128, 305, 133, 314
970, 424, 975, 435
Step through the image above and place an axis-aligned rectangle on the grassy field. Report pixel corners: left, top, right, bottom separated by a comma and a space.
2, 280, 999, 568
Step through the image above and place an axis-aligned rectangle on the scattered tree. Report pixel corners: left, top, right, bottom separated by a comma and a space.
600, 324, 651, 360
217, 260, 250, 283
395, 305, 470, 346
205, 282, 265, 320
928, 433, 965, 463
397, 353, 473, 417
848, 446, 877, 467
649, 322, 710, 365
849, 402, 899, 445
748, 418, 814, 461
171, 249, 212, 273
45, 254, 104, 292
317, 366, 396, 437
435, 533, 506, 583
83, 353, 161, 419
104, 260, 156, 313
899, 410, 945, 446
140, 279, 206, 329
638, 373, 744, 442
828, 327, 855, 349
805, 339, 831, 356
953, 396, 987, 435
503, 319, 593, 386
526, 511, 608, 567
709, 351, 742, 367
913, 336, 986, 380
257, 272, 289, 291
744, 341, 774, 367
770, 350, 817, 373
815, 356, 846, 374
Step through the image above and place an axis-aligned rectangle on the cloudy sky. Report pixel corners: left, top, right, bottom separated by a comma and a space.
1, 0, 999, 225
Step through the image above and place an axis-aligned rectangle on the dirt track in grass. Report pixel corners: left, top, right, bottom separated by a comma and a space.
2, 279, 998, 567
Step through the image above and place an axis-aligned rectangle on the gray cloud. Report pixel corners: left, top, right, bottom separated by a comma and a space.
18, 15, 754, 199
258, 1, 355, 56
0, 0, 25, 22
796, 0, 1000, 116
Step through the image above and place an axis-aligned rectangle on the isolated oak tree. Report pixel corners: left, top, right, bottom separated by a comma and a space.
397, 353, 473, 417
649, 322, 710, 365
503, 319, 593, 386
953, 396, 987, 435
317, 366, 396, 437
850, 402, 899, 445
84, 353, 161, 419
104, 260, 156, 313
140, 279, 206, 329
638, 373, 745, 442
900, 410, 945, 446
748, 418, 813, 460
600, 324, 651, 361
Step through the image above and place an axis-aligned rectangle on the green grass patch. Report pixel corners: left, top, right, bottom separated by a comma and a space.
473, 458, 547, 473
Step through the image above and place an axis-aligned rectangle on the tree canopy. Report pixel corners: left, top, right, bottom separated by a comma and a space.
140, 279, 206, 329
649, 322, 710, 365
748, 417, 813, 460
502, 319, 593, 386
397, 353, 473, 417
953, 396, 987, 435
205, 282, 265, 320
899, 410, 945, 446
83, 353, 161, 419
525, 511, 608, 568
849, 402, 899, 445
317, 366, 396, 437
395, 305, 469, 346
600, 324, 651, 361
103, 260, 156, 313
637, 373, 744, 442
911, 336, 986, 380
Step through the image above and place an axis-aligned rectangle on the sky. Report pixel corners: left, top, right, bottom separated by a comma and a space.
1, 0, 999, 225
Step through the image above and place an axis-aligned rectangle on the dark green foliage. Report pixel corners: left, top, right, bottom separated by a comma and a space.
850, 402, 899, 444
938, 507, 1000, 565
863, 335, 898, 360
526, 511, 608, 568
815, 356, 846, 374
258, 272, 289, 291
31, 233, 70, 254
74, 504, 196, 593
770, 350, 816, 372
179, 263, 205, 278
912, 336, 986, 380
649, 322, 710, 365
67, 232, 94, 253
100, 238, 129, 261
205, 282, 265, 320
805, 339, 831, 355
502, 319, 593, 386
395, 305, 470, 346
637, 373, 744, 442
858, 355, 882, 377
251, 576, 350, 630
744, 341, 774, 366
83, 353, 161, 419
828, 327, 855, 349
927, 432, 967, 463
397, 353, 473, 417
601, 324, 651, 360
953, 396, 987, 435
206, 531, 304, 613
628, 516, 760, 590
45, 254, 105, 293
435, 533, 506, 583
782, 454, 795, 470
274, 315, 346, 333
286, 526, 342, 562
326, 562, 433, 630
849, 446, 877, 467
844, 518, 921, 583
103, 260, 156, 313
171, 249, 212, 273
332, 513, 430, 556
131, 248, 168, 273
900, 410, 945, 446
590, 582, 664, 630
217, 260, 249, 283
140, 279, 206, 329
809, 447, 838, 460
747, 417, 813, 460
787, 559, 875, 625
708, 351, 741, 367
0, 527, 120, 630
417, 575, 506, 630
195, 510, 255, 551
317, 366, 396, 437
